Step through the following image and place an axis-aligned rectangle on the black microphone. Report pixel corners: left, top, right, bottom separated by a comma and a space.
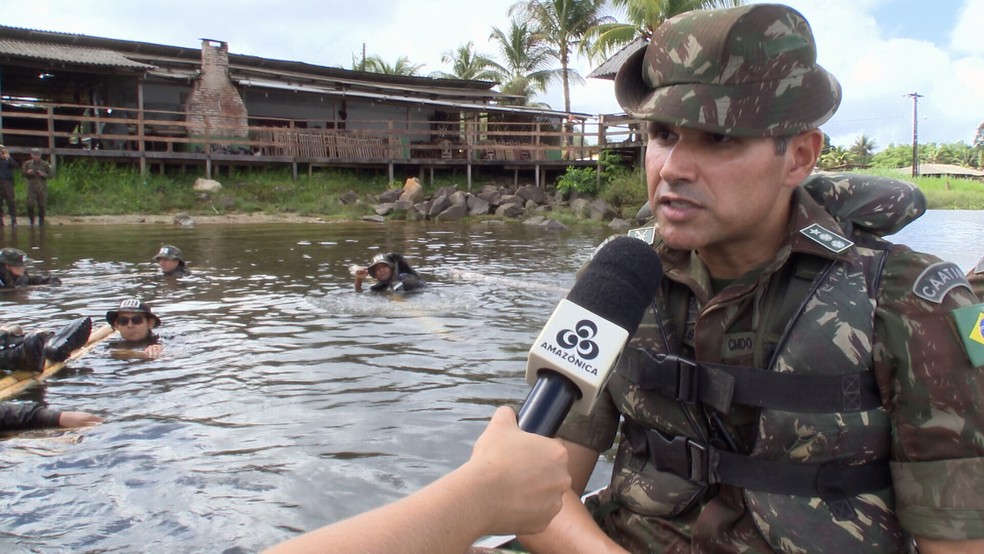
517, 236, 664, 436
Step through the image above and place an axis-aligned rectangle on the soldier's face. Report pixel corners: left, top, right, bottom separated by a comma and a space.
7, 265, 25, 277
371, 264, 392, 282
158, 258, 180, 273
114, 311, 155, 341
645, 123, 809, 275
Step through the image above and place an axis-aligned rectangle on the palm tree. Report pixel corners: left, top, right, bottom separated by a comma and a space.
359, 55, 424, 77
849, 134, 877, 167
509, 0, 612, 115
586, 0, 745, 63
819, 146, 854, 171
430, 42, 501, 82
487, 20, 562, 106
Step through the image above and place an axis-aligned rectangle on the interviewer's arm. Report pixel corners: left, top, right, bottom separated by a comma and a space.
916, 537, 984, 553
518, 439, 629, 554
264, 407, 571, 554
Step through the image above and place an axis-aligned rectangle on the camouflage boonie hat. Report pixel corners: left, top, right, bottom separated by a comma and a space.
153, 245, 183, 262
614, 3, 842, 137
368, 253, 394, 278
0, 247, 27, 266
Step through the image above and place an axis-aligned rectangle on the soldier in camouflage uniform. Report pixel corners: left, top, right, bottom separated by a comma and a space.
519, 4, 984, 553
21, 147, 53, 226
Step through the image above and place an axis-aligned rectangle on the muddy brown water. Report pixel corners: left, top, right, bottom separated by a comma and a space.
0, 210, 977, 552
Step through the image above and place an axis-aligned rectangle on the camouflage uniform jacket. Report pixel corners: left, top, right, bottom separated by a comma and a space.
0, 266, 61, 288
21, 159, 52, 185
0, 402, 61, 431
557, 175, 984, 552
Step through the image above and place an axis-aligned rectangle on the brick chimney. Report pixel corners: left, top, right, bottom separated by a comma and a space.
185, 39, 249, 143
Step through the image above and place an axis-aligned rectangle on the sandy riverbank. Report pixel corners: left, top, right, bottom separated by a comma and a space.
41, 212, 340, 226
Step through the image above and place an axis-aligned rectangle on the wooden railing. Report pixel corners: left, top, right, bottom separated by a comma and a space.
0, 99, 645, 174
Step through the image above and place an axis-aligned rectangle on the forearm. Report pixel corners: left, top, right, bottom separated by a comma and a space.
518, 489, 627, 554
518, 439, 623, 553
266, 407, 571, 553
265, 464, 492, 554
916, 536, 984, 553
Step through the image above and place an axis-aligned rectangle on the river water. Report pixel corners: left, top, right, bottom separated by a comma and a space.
0, 209, 979, 552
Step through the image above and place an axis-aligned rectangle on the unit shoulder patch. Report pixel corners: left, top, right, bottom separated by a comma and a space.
912, 262, 972, 304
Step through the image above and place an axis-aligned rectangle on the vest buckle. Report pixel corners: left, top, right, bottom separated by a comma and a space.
654, 354, 699, 404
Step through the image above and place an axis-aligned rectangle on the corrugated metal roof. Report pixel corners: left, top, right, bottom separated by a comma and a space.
237, 78, 589, 118
0, 38, 156, 70
587, 37, 647, 80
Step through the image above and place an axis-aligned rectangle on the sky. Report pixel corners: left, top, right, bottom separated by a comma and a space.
2, 0, 982, 151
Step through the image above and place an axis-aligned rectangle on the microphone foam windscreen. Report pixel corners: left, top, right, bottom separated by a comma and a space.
566, 236, 663, 334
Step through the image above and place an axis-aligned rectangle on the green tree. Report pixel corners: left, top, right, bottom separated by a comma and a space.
849, 134, 877, 168
818, 146, 854, 171
430, 42, 501, 81
359, 55, 424, 76
585, 0, 745, 62
510, 0, 612, 116
870, 143, 913, 168
487, 19, 562, 106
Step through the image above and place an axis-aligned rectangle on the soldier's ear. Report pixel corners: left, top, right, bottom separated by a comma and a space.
784, 130, 823, 187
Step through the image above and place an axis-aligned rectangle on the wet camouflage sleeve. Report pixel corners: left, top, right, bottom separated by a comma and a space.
555, 381, 621, 454
877, 246, 984, 540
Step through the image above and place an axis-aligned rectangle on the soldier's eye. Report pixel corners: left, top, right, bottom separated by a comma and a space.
647, 123, 677, 143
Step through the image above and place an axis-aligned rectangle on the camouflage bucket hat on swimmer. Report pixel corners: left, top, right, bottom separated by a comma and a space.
153, 245, 183, 262
614, 3, 841, 137
0, 247, 27, 266
368, 253, 394, 278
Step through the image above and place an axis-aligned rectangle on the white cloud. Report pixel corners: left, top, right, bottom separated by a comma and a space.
780, 0, 982, 147
3, 0, 981, 148
951, 0, 984, 54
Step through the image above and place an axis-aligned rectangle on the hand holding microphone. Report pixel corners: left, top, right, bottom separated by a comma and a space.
518, 236, 664, 436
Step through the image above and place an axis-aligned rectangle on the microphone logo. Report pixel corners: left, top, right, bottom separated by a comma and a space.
556, 320, 600, 360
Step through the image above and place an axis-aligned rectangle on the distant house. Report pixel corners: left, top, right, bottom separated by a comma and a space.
899, 164, 984, 180
0, 24, 632, 185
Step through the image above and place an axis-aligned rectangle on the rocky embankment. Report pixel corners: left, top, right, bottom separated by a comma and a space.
351, 177, 640, 231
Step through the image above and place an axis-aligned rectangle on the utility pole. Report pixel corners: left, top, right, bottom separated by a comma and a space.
904, 92, 923, 177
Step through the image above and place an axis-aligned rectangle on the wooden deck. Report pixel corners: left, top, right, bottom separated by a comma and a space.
0, 100, 645, 188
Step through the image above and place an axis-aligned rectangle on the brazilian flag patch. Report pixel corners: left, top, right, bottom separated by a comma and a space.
952, 304, 984, 367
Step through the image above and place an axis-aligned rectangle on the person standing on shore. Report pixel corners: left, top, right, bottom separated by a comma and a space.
21, 148, 52, 227
0, 145, 19, 227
